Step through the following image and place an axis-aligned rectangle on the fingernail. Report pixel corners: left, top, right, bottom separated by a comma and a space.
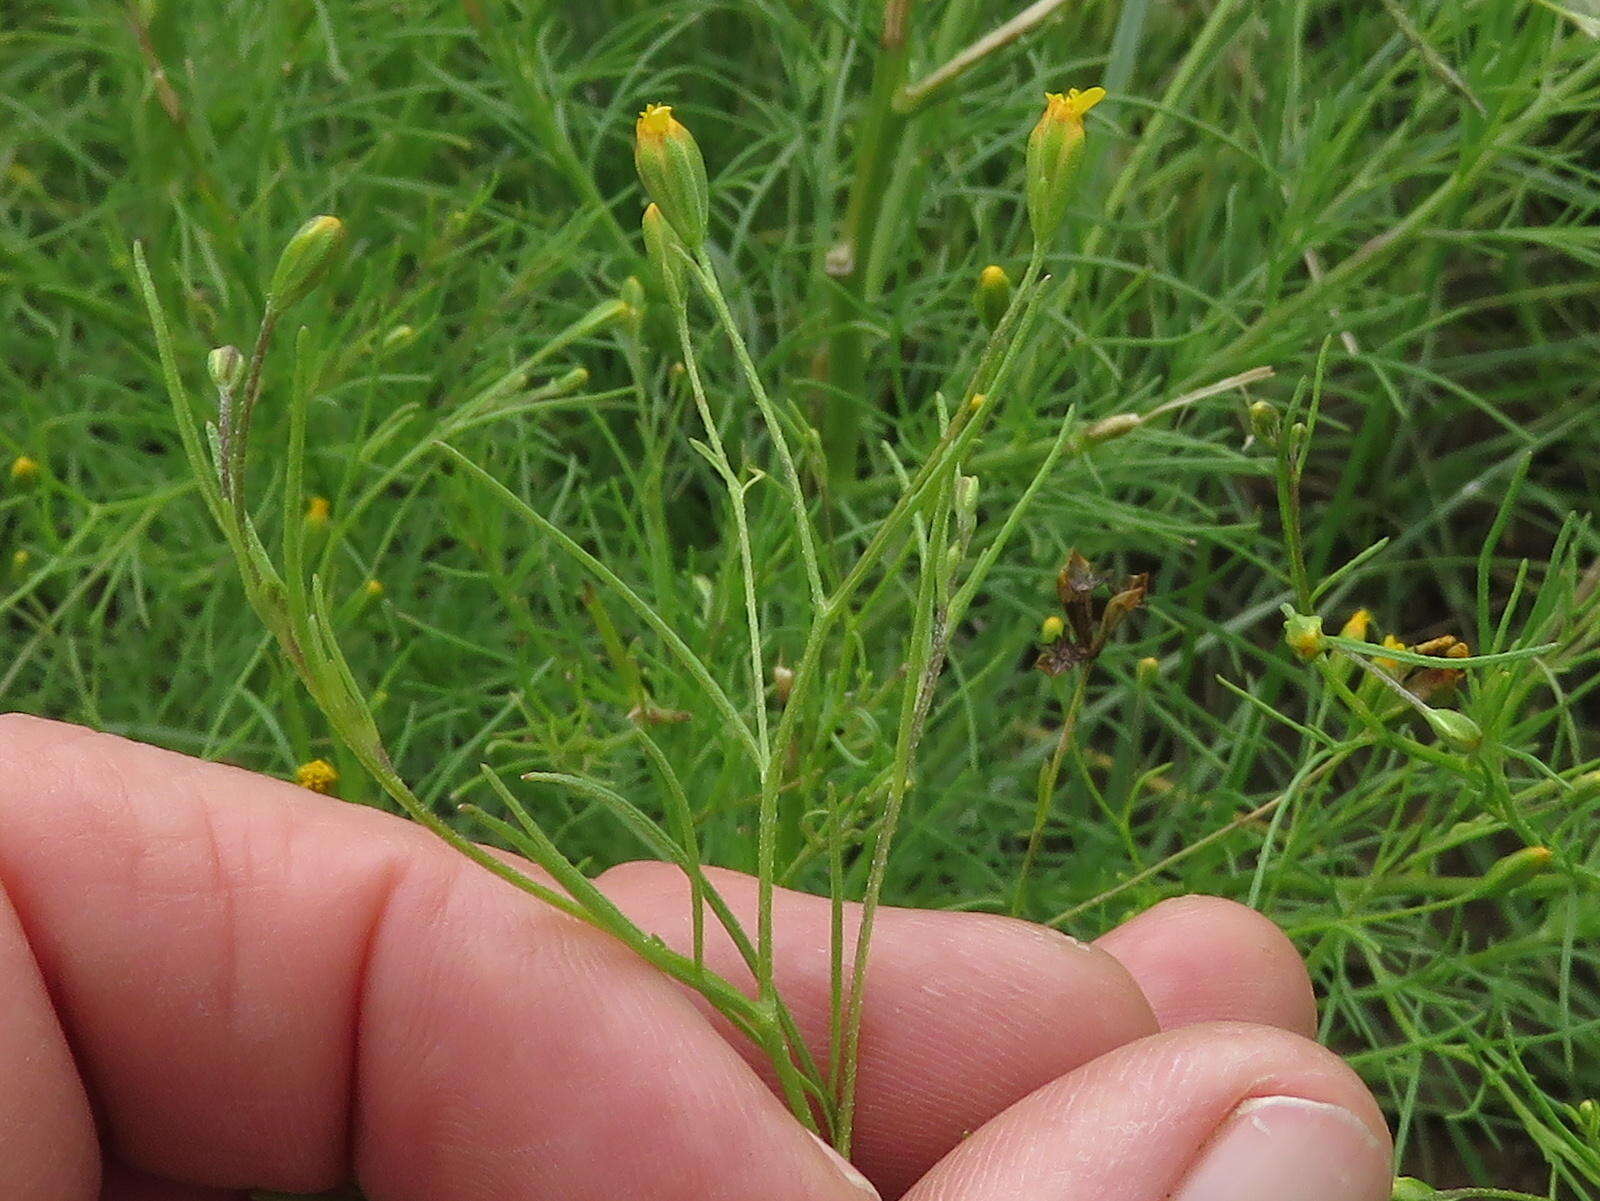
1172, 1096, 1391, 1201
806, 1129, 882, 1200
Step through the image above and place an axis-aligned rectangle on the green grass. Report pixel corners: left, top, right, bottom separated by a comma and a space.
5, 0, 1600, 1193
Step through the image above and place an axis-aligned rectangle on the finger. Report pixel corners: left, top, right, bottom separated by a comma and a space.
601, 862, 1158, 1197
902, 1022, 1392, 1201
0, 715, 877, 1201
0, 876, 98, 1200
1095, 895, 1318, 1036
99, 1163, 246, 1201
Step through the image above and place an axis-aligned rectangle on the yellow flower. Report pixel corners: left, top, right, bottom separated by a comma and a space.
305, 495, 331, 527
634, 103, 709, 249
1375, 633, 1406, 673
1040, 614, 1065, 642
1339, 608, 1373, 640
295, 758, 339, 794
1025, 86, 1107, 243
10, 455, 39, 486
363, 579, 384, 598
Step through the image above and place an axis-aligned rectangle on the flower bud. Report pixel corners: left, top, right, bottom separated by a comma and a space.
1136, 656, 1160, 687
772, 663, 795, 706
954, 474, 979, 541
305, 495, 331, 530
619, 274, 646, 338
9, 455, 39, 488
1283, 612, 1325, 661
207, 345, 245, 391
1024, 87, 1105, 245
1423, 706, 1483, 751
1478, 845, 1552, 896
10, 548, 30, 576
974, 264, 1011, 331
634, 104, 709, 250
295, 758, 340, 794
1249, 400, 1281, 445
269, 215, 346, 310
1040, 614, 1065, 643
642, 203, 687, 308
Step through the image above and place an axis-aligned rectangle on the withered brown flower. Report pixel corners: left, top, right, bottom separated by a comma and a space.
1037, 550, 1149, 676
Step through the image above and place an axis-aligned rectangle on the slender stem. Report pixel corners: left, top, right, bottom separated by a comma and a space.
1015, 669, 1090, 916
692, 251, 826, 608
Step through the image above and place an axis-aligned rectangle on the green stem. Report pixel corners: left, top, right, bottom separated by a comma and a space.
1015, 669, 1090, 917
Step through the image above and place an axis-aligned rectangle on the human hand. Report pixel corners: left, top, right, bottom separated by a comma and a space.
0, 715, 1392, 1201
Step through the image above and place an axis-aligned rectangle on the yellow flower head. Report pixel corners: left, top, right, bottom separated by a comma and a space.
1339, 608, 1373, 641
10, 455, 39, 486
635, 103, 708, 248
637, 102, 679, 139
1026, 85, 1107, 244
305, 495, 331, 525
1043, 87, 1107, 124
363, 578, 384, 598
1040, 614, 1065, 643
295, 758, 339, 793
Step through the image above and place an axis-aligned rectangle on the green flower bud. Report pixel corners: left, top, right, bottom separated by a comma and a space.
954, 474, 979, 542
1423, 706, 1483, 751
207, 345, 245, 390
10, 455, 40, 489
974, 264, 1011, 331
1478, 845, 1552, 896
1025, 87, 1105, 245
1283, 612, 1325, 661
1249, 400, 1281, 444
268, 215, 346, 310
1040, 614, 1065, 643
634, 104, 709, 250
1136, 656, 1160, 687
642, 203, 687, 308
619, 274, 646, 338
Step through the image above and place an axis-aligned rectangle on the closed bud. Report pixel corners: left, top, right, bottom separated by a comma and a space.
634, 104, 709, 250
1249, 400, 1280, 444
269, 215, 346, 310
1040, 614, 1065, 643
207, 345, 245, 391
304, 495, 331, 529
974, 264, 1011, 331
642, 203, 687, 308
954, 474, 979, 541
1025, 87, 1106, 245
772, 663, 795, 706
1478, 845, 1552, 896
1136, 656, 1160, 687
295, 758, 340, 795
1423, 706, 1483, 751
9, 455, 39, 488
619, 274, 646, 338
10, 548, 30, 575
1283, 612, 1325, 661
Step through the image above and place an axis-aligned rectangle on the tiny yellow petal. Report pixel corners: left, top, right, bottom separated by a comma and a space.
637, 103, 676, 138
1339, 608, 1372, 640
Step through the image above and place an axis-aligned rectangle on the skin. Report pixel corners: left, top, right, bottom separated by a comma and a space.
0, 714, 1391, 1201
